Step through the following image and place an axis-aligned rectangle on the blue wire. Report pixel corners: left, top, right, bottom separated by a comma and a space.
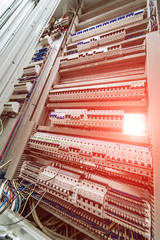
26, 77, 39, 102
129, 229, 131, 240
0, 197, 9, 208
3, 189, 8, 197
15, 197, 18, 212
117, 225, 120, 239
17, 182, 30, 192
10, 186, 15, 193
21, 195, 28, 202
0, 172, 5, 179
0, 189, 10, 209
0, 182, 34, 211
121, 227, 124, 240
32, 193, 118, 238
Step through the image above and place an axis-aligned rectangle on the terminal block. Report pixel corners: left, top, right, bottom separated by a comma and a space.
49, 109, 124, 132
23, 64, 41, 76
3, 102, 20, 116
32, 48, 49, 62
39, 35, 52, 47
99, 29, 126, 46
71, 10, 145, 42
77, 29, 126, 53
20, 162, 151, 239
49, 80, 146, 103
28, 132, 152, 177
14, 82, 33, 93
60, 40, 145, 69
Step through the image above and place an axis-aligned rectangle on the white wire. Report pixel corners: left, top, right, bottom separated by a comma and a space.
0, 160, 11, 170
0, 165, 61, 226
12, 181, 21, 213
0, 189, 46, 227
0, 119, 3, 136
31, 202, 69, 240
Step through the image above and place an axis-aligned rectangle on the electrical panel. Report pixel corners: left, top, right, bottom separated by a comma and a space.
2, 0, 160, 240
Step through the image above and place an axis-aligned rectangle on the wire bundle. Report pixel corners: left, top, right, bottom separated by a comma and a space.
0, 166, 61, 225
63, 3, 76, 17
30, 202, 72, 240
0, 165, 72, 240
0, 177, 138, 240
0, 179, 35, 214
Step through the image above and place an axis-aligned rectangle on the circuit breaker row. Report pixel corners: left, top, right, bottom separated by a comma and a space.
71, 9, 145, 42
29, 132, 152, 177
49, 109, 124, 132
49, 80, 146, 103
20, 162, 150, 239
60, 40, 145, 69
76, 29, 126, 52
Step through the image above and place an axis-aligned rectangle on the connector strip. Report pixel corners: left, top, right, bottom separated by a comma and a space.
49, 109, 124, 133
77, 29, 126, 52
3, 102, 20, 116
71, 10, 145, 42
28, 132, 152, 177
23, 65, 41, 76
60, 41, 145, 69
49, 80, 146, 103
14, 82, 33, 93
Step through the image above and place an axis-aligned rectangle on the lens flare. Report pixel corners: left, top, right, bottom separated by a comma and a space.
123, 113, 146, 136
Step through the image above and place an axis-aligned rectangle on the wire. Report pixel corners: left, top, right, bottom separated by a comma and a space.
15, 197, 19, 213
20, 185, 35, 215
32, 193, 117, 238
0, 159, 11, 170
63, 3, 76, 18
0, 119, 3, 136
0, 196, 9, 209
26, 77, 39, 102
12, 181, 21, 213
0, 165, 61, 226
40, 165, 61, 183
0, 189, 46, 227
13, 181, 27, 199
31, 202, 71, 240
0, 182, 34, 216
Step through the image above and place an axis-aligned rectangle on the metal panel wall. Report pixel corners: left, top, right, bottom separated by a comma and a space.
146, 31, 160, 240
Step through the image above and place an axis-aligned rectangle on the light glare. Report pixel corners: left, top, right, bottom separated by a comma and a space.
123, 113, 146, 136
